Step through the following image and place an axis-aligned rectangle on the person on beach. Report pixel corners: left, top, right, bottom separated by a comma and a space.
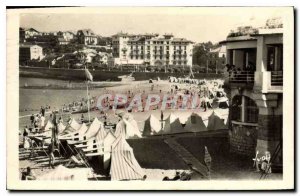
40, 115, 45, 129
40, 106, 45, 117
81, 114, 85, 123
48, 138, 56, 169
30, 114, 34, 126
21, 167, 36, 180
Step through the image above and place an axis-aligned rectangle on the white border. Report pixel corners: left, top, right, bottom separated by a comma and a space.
3, 4, 296, 192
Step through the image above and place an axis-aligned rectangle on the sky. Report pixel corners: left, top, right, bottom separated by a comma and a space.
19, 7, 285, 43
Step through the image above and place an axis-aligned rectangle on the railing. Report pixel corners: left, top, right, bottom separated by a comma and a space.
228, 71, 255, 84
271, 71, 283, 86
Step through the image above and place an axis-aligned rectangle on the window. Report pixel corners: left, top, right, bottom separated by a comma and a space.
231, 95, 258, 123
267, 44, 283, 71
245, 97, 259, 123
231, 95, 242, 121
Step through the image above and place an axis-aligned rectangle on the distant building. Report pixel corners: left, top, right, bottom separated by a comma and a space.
97, 37, 112, 47
77, 29, 98, 45
22, 28, 41, 39
19, 44, 44, 65
57, 37, 70, 45
112, 33, 194, 66
57, 31, 75, 42
220, 20, 283, 167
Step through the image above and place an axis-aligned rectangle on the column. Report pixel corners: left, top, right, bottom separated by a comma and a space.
255, 94, 282, 167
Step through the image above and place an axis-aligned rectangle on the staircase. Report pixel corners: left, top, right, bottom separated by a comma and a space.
164, 138, 209, 179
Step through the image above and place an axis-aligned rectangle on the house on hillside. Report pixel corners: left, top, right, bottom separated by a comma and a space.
19, 44, 44, 65
77, 29, 98, 45
57, 31, 75, 41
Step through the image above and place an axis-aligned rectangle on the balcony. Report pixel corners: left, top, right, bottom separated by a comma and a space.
271, 71, 283, 86
228, 71, 255, 87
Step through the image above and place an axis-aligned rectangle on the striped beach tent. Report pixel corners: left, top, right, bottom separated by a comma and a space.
142, 114, 161, 136
103, 131, 117, 170
110, 136, 145, 181
207, 111, 227, 131
184, 113, 207, 132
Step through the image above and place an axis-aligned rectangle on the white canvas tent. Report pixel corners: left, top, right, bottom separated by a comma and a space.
115, 114, 141, 139
142, 114, 161, 136
207, 111, 227, 131
44, 121, 53, 131
85, 118, 103, 140
57, 122, 66, 134
68, 118, 81, 131
124, 117, 142, 138
158, 113, 184, 134
110, 136, 145, 181
184, 113, 207, 132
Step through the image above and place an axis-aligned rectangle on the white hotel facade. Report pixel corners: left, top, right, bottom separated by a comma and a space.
112, 33, 194, 67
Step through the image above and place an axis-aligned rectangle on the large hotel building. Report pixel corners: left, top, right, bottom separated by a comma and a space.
112, 33, 194, 66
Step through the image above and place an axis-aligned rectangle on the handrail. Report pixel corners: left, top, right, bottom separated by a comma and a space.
228, 71, 255, 84
271, 71, 283, 86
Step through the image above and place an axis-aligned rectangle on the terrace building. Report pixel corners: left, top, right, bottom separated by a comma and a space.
112, 33, 194, 66
220, 19, 283, 168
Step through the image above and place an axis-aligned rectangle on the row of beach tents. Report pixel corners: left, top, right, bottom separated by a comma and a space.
28, 116, 145, 181
143, 111, 228, 137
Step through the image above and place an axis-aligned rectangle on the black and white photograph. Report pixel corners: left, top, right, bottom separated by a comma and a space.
6, 6, 294, 190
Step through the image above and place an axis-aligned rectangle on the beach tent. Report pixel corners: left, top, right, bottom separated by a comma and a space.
125, 117, 142, 138
44, 121, 53, 131
115, 115, 142, 139
85, 118, 103, 140
78, 123, 88, 135
103, 131, 117, 170
110, 136, 145, 181
57, 122, 66, 134
184, 113, 207, 132
68, 118, 81, 131
207, 111, 227, 131
159, 113, 184, 134
37, 165, 88, 181
142, 114, 161, 136
94, 123, 107, 143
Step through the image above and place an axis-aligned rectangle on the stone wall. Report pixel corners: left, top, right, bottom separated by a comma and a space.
257, 114, 282, 141
229, 123, 258, 157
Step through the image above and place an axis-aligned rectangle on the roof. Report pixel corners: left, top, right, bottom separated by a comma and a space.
23, 28, 39, 32
172, 38, 193, 43
78, 29, 97, 37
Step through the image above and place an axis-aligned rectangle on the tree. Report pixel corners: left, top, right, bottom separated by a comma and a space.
192, 42, 213, 67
